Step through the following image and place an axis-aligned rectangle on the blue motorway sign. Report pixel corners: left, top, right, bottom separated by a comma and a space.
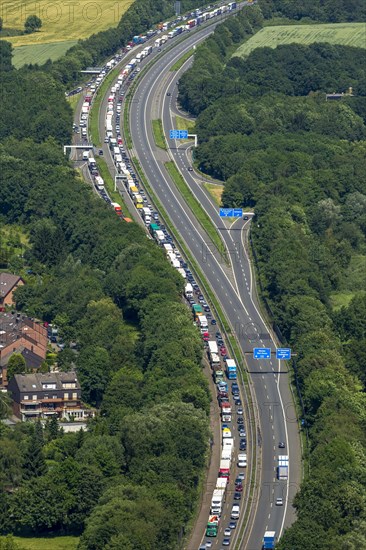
276, 348, 291, 360
253, 348, 271, 359
219, 208, 243, 218
169, 129, 189, 139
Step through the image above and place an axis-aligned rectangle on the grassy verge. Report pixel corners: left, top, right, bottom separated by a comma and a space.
95, 157, 130, 214
175, 114, 195, 133
165, 161, 226, 261
170, 48, 195, 71
203, 183, 224, 206
67, 92, 82, 113
13, 536, 79, 550
152, 119, 167, 150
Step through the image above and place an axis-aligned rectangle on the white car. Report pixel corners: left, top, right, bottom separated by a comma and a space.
276, 498, 283, 506
238, 453, 247, 467
224, 528, 231, 537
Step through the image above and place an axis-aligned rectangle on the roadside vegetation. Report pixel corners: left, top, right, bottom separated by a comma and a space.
179, 2, 366, 547
170, 48, 195, 71
151, 119, 167, 150
0, 0, 217, 546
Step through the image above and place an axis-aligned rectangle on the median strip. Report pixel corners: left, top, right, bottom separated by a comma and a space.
170, 48, 195, 71
152, 119, 167, 150
165, 161, 227, 263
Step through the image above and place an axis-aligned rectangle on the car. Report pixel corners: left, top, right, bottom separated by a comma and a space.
234, 492, 241, 500
188, 166, 193, 171
167, 92, 171, 96
224, 528, 231, 537
276, 498, 283, 506
221, 424, 229, 430
237, 472, 245, 481
234, 399, 242, 406
217, 339, 224, 346
215, 332, 222, 339
211, 319, 217, 325
240, 441, 247, 451
229, 522, 236, 529
239, 428, 246, 438
104, 137, 109, 143
204, 305, 210, 312
206, 313, 212, 319
205, 542, 212, 549
279, 442, 286, 449
235, 482, 243, 492
237, 407, 243, 415
238, 453, 247, 467
158, 47, 161, 51
99, 149, 103, 156
237, 417, 244, 424
243, 215, 249, 220
222, 540, 230, 547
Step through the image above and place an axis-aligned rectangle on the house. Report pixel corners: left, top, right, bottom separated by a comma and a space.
0, 273, 24, 310
8, 371, 94, 422
0, 312, 48, 386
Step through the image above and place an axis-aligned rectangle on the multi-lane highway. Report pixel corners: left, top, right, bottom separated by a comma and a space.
127, 13, 302, 550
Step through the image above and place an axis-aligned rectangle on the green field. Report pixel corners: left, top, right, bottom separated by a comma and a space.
233, 22, 366, 58
12, 40, 77, 67
13, 536, 79, 550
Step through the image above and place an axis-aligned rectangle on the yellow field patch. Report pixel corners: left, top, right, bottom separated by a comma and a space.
204, 183, 224, 206
1, 0, 134, 47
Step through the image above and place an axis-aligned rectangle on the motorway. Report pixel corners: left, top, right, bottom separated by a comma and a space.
71, 6, 302, 548
127, 13, 302, 550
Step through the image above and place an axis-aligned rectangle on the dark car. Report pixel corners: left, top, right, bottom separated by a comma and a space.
99, 149, 103, 156
234, 492, 241, 500
237, 417, 244, 424
229, 522, 236, 529
234, 399, 242, 406
279, 442, 286, 449
204, 305, 210, 312
188, 166, 193, 171
243, 215, 249, 220
167, 92, 171, 96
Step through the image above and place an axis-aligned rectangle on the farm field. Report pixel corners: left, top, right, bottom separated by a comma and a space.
233, 22, 366, 58
1, 0, 134, 48
12, 40, 77, 67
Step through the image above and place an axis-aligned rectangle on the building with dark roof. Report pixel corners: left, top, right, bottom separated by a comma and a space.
8, 371, 94, 422
0, 273, 24, 310
0, 313, 48, 386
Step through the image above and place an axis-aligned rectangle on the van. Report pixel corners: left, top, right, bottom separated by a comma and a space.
82, 151, 89, 160
231, 505, 240, 519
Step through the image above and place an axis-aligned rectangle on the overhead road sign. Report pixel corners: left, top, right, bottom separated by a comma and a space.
253, 348, 271, 359
169, 129, 188, 139
219, 208, 243, 218
276, 348, 291, 360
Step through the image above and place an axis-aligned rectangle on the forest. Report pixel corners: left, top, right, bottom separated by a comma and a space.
0, 0, 218, 548
178, 4, 366, 549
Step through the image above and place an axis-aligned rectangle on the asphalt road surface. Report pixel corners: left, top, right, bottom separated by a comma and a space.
128, 13, 302, 550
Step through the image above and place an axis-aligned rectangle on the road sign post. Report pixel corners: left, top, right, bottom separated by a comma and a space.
253, 348, 271, 359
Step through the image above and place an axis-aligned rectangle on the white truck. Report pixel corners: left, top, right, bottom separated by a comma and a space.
185, 283, 193, 298
208, 340, 218, 355
277, 455, 289, 480
177, 268, 186, 279
94, 176, 104, 191
197, 315, 208, 332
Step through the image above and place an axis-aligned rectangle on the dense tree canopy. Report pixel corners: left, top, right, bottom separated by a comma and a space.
179, 3, 366, 547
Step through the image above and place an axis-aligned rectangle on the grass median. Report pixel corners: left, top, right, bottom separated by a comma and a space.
152, 119, 167, 150
95, 157, 130, 215
165, 161, 226, 262
170, 48, 195, 71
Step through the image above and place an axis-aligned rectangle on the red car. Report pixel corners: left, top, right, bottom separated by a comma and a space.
235, 482, 243, 492
220, 347, 227, 356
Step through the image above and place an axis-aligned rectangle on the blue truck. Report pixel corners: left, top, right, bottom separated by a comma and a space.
263, 531, 276, 549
